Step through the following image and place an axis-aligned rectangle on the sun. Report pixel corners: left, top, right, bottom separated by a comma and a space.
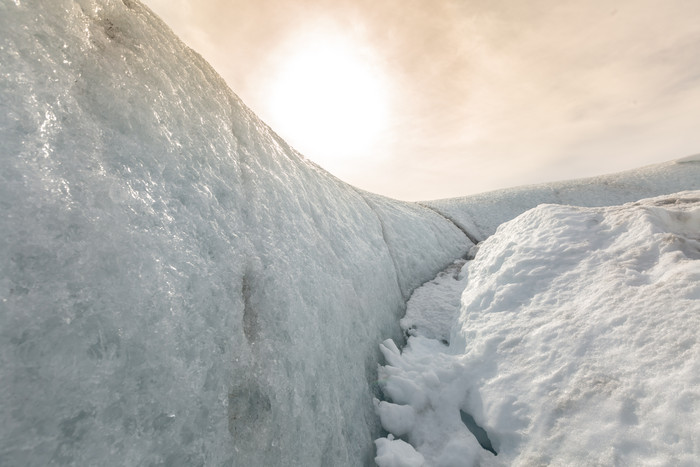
263, 28, 389, 173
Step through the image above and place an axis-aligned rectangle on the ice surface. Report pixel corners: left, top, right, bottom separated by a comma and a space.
425, 159, 700, 241
0, 1, 471, 465
358, 192, 471, 299
376, 191, 700, 466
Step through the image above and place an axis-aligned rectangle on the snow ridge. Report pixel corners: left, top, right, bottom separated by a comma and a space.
425, 158, 700, 241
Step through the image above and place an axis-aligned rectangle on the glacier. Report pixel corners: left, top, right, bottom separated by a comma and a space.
1, 0, 699, 466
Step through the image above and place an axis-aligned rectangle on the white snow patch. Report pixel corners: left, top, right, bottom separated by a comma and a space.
375, 435, 426, 467
376, 191, 700, 466
400, 259, 469, 343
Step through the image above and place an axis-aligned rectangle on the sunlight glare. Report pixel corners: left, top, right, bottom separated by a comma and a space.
265, 29, 389, 172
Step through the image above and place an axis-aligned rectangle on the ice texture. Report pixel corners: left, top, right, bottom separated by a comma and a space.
358, 192, 473, 299
376, 191, 700, 466
0, 1, 471, 465
424, 158, 700, 241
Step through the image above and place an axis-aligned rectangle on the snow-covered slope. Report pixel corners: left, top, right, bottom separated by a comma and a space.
425, 155, 700, 241
0, 1, 471, 465
376, 191, 700, 466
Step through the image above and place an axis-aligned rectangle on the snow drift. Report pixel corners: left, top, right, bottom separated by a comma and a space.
376, 192, 700, 466
0, 1, 470, 465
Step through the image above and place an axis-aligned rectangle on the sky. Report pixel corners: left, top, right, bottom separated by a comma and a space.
143, 0, 700, 201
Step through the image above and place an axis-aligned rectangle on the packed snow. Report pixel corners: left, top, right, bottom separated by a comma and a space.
375, 191, 700, 466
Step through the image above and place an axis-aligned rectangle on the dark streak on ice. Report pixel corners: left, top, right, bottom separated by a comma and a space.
242, 273, 257, 345
419, 202, 481, 245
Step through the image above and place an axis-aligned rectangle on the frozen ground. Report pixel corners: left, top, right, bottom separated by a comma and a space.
376, 191, 700, 466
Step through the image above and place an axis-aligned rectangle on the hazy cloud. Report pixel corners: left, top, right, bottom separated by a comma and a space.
144, 0, 700, 200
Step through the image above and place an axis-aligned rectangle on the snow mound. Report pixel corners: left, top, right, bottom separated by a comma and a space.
425, 158, 700, 241
375, 435, 426, 467
377, 191, 700, 466
0, 1, 470, 465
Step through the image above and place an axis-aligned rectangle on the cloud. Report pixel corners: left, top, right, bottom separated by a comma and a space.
143, 0, 700, 200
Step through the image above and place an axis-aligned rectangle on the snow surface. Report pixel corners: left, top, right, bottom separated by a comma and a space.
399, 259, 469, 344
0, 1, 471, 465
424, 158, 700, 242
376, 191, 700, 466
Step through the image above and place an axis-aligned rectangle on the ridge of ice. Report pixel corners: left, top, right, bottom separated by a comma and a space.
425, 157, 700, 241
0, 1, 469, 465
676, 153, 700, 163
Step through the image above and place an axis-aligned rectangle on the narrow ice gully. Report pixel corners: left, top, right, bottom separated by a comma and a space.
1, 1, 699, 466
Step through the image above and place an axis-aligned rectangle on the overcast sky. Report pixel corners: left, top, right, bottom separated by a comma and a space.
143, 0, 700, 201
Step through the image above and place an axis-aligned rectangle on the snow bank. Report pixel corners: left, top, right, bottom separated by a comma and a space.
0, 1, 471, 465
376, 191, 700, 465
425, 158, 700, 241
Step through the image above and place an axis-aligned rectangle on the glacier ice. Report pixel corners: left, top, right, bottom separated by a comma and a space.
424, 158, 700, 241
0, 1, 470, 465
2, 0, 699, 466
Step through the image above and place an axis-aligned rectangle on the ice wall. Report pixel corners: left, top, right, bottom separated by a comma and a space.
425, 155, 700, 241
0, 1, 471, 465
358, 191, 473, 299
